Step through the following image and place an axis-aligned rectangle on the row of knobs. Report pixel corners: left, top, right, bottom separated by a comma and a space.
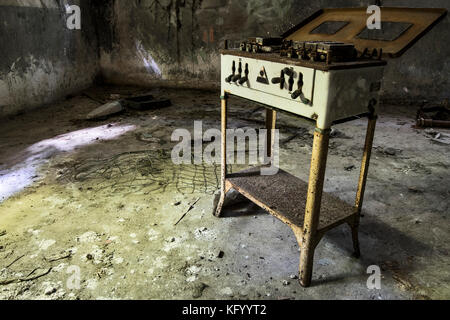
226, 62, 308, 103
271, 68, 306, 101
225, 61, 249, 85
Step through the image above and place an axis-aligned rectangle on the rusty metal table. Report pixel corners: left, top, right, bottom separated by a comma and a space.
214, 98, 377, 287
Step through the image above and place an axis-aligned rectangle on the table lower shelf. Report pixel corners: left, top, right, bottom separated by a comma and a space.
226, 166, 356, 233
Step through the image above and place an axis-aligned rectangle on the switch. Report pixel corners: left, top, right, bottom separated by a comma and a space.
279, 70, 285, 89
238, 63, 249, 85
238, 77, 247, 85
298, 72, 304, 87
225, 61, 236, 83
291, 90, 310, 104
271, 77, 281, 84
291, 89, 302, 99
291, 73, 304, 99
271, 70, 285, 89
232, 62, 243, 82
288, 75, 294, 92
291, 72, 309, 104
283, 68, 294, 77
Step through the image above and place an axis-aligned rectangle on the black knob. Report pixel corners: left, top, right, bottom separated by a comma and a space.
291, 89, 302, 99
238, 63, 249, 85
232, 62, 243, 82
271, 77, 285, 88
272, 70, 285, 89
238, 77, 248, 85
284, 68, 294, 77
279, 74, 285, 89
298, 73, 304, 87
271, 77, 281, 84
226, 61, 236, 83
288, 75, 294, 92
292, 72, 307, 101
239, 63, 250, 85
292, 90, 310, 104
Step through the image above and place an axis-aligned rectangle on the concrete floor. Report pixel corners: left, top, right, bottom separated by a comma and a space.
0, 85, 448, 300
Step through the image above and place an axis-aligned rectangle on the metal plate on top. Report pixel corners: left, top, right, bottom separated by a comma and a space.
282, 7, 447, 58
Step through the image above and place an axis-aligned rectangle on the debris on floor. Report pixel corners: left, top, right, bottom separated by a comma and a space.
0, 86, 449, 300
86, 101, 124, 120
423, 129, 450, 145
123, 94, 172, 111
174, 198, 201, 226
416, 100, 450, 128
375, 146, 403, 156
85, 91, 172, 121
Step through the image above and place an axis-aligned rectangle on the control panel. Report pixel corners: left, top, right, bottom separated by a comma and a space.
221, 52, 385, 128
221, 55, 315, 106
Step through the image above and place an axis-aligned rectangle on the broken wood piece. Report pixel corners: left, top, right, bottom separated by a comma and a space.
0, 268, 52, 286
44, 252, 72, 263
174, 198, 201, 226
5, 254, 25, 269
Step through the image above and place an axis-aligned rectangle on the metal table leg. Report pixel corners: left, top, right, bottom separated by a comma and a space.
350, 114, 378, 257
299, 127, 331, 287
265, 109, 277, 163
214, 95, 229, 217
213, 98, 377, 287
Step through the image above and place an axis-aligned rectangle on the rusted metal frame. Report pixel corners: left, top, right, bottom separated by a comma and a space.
416, 104, 450, 128
317, 214, 356, 235
416, 118, 450, 128
350, 113, 377, 257
214, 94, 230, 217
299, 127, 331, 287
355, 114, 377, 216
265, 109, 277, 163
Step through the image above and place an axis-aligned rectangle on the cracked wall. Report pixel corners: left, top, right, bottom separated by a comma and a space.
100, 0, 449, 100
1, 0, 448, 118
0, 0, 99, 118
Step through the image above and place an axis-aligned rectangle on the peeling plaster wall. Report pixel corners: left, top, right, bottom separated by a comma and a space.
101, 0, 449, 101
0, 0, 99, 118
1, 0, 447, 118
